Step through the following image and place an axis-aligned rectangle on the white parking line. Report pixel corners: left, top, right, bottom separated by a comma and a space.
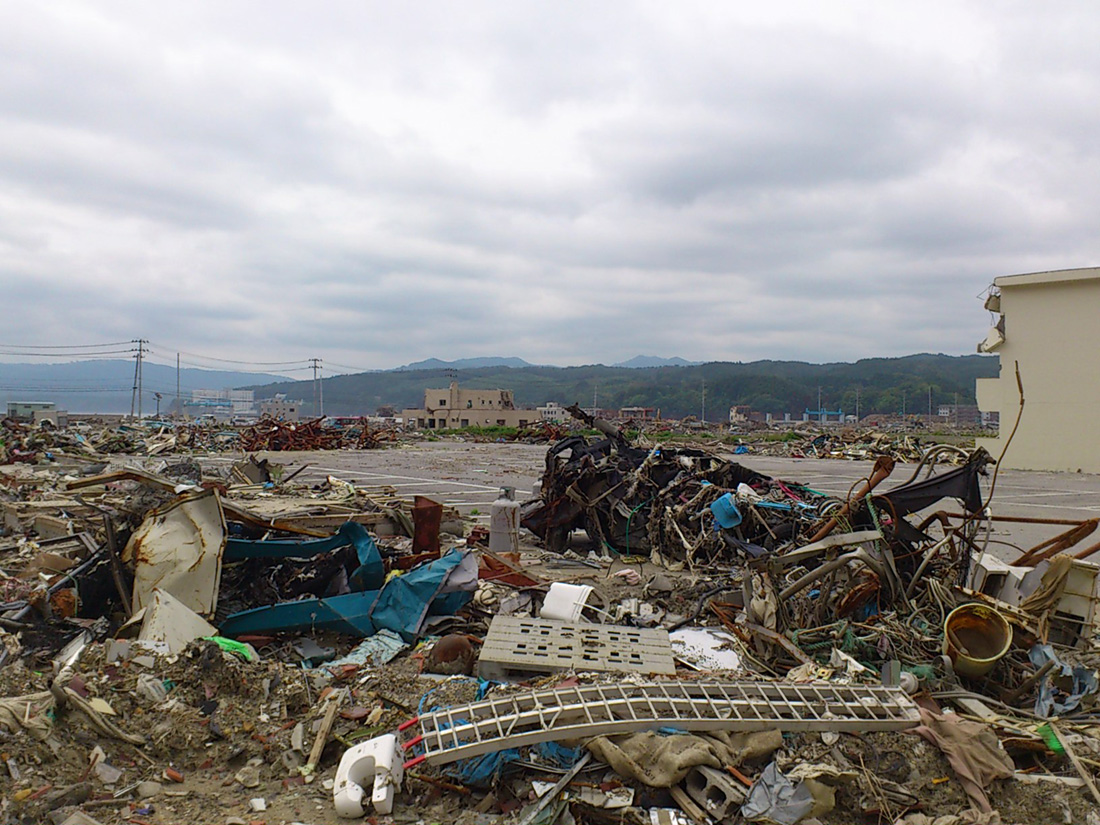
300, 466, 503, 492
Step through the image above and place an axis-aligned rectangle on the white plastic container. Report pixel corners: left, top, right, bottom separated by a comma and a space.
540, 582, 596, 622
333, 733, 403, 817
489, 486, 520, 554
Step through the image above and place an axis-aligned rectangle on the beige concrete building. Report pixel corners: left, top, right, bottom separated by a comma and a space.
402, 382, 534, 429
537, 402, 568, 423
976, 267, 1100, 472
259, 394, 302, 422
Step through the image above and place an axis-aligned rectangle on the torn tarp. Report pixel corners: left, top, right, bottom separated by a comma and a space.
1029, 643, 1099, 717
218, 549, 478, 641
225, 520, 384, 591
879, 448, 993, 518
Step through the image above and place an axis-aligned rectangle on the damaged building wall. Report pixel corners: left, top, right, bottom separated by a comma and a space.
976, 267, 1100, 472
401, 381, 534, 429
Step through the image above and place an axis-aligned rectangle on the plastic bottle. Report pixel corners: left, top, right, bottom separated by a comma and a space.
489, 486, 520, 554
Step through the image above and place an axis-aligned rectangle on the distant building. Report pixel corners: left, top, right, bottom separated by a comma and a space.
538, 402, 569, 423
185, 389, 255, 419
937, 404, 982, 427
619, 406, 657, 421
976, 267, 1100, 471
7, 401, 55, 421
402, 382, 534, 429
6, 401, 68, 427
729, 405, 753, 424
259, 394, 302, 422
803, 408, 844, 425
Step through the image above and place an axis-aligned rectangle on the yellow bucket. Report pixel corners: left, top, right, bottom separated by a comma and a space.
942, 603, 1012, 678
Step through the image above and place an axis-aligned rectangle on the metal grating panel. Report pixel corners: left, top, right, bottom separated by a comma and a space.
407, 681, 921, 766
477, 617, 676, 680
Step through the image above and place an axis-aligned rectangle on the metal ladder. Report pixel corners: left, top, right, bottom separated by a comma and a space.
403, 680, 920, 766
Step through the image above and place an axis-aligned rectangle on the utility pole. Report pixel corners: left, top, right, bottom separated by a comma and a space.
130, 343, 139, 419
176, 353, 181, 420
818, 386, 823, 424
137, 339, 146, 418
593, 383, 597, 414
855, 386, 861, 423
928, 385, 932, 420
129, 339, 147, 419
701, 379, 706, 423
954, 392, 959, 428
309, 357, 323, 418
901, 391, 906, 417
154, 392, 162, 418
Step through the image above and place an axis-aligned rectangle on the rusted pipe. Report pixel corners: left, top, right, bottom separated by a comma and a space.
939, 512, 1090, 527
1073, 538, 1100, 561
1016, 519, 1098, 566
806, 456, 895, 544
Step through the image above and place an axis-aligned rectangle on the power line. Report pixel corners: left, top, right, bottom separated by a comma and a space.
144, 353, 313, 374
0, 348, 136, 357
0, 385, 135, 392
147, 341, 310, 367
0, 340, 133, 349
325, 361, 376, 374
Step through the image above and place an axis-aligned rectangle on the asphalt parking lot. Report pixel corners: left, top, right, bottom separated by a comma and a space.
207, 441, 1100, 559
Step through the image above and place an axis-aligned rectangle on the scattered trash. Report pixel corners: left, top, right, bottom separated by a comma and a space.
0, 426, 1096, 825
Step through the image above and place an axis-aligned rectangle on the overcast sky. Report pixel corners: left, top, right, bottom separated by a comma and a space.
2, 1, 1097, 376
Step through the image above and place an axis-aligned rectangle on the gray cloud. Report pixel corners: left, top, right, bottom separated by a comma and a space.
1, 1, 1099, 374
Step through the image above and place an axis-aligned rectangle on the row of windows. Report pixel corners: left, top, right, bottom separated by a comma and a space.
423, 418, 529, 428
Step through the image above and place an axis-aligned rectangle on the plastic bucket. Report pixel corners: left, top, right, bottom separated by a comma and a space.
942, 603, 1012, 678
710, 493, 743, 529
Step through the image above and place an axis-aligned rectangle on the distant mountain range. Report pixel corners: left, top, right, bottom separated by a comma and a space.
394, 355, 697, 370
0, 360, 288, 415
397, 356, 536, 371
248, 353, 998, 420
1, 353, 1000, 420
614, 355, 698, 368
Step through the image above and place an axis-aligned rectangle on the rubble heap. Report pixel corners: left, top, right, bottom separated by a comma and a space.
0, 423, 1098, 825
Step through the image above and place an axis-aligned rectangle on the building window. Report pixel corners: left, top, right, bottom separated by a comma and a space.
439, 399, 446, 407
461, 419, 469, 427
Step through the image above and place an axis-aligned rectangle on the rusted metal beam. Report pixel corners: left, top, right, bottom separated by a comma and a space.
806, 456, 895, 544
1016, 519, 1098, 566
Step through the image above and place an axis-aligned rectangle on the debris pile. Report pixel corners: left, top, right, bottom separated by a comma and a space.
744, 428, 973, 463
0, 416, 399, 464
0, 424, 1098, 825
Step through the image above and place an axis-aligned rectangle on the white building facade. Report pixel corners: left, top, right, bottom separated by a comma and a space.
976, 267, 1100, 472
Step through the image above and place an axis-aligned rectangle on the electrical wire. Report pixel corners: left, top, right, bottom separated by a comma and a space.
0, 340, 134, 349
147, 342, 310, 367
0, 349, 136, 357
325, 361, 376, 374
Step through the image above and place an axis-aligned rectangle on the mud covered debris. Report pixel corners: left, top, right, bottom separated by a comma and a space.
0, 427, 1098, 825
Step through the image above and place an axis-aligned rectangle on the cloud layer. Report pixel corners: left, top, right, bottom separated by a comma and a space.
2, 1, 1098, 374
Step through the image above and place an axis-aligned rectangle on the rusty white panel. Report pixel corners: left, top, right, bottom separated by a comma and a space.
123, 489, 227, 618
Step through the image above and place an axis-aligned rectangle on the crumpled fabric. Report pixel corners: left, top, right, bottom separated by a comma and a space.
0, 691, 56, 740
741, 761, 816, 824
909, 708, 1014, 813
894, 811, 1017, 825
1018, 553, 1073, 642
1029, 643, 1099, 717
586, 729, 782, 787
